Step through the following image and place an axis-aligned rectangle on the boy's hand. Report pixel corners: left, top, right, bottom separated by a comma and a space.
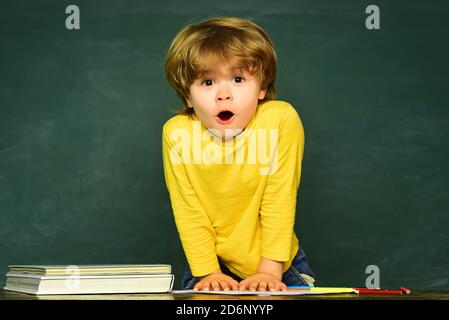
193, 269, 239, 291
238, 272, 287, 292
239, 257, 287, 292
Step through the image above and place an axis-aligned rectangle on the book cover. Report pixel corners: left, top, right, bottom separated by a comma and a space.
8, 264, 171, 276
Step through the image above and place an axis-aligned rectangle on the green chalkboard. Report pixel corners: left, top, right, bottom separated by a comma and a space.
1, 0, 448, 290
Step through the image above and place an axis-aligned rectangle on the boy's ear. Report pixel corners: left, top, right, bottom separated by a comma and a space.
258, 89, 266, 100
186, 98, 193, 108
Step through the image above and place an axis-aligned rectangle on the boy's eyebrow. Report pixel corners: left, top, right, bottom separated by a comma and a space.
197, 67, 246, 78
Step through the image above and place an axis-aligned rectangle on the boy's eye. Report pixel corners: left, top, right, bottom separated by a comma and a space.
233, 76, 245, 83
201, 79, 214, 86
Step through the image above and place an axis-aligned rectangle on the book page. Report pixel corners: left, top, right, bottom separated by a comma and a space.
172, 287, 357, 296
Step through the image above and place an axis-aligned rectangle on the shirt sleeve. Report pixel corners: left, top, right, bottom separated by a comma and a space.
259, 104, 305, 261
162, 123, 220, 277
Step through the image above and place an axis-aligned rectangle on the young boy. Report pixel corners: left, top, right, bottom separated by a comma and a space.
163, 17, 315, 292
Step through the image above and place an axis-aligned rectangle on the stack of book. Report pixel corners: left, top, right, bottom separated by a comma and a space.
3, 264, 174, 295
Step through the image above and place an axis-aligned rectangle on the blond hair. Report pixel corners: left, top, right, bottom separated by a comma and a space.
165, 17, 277, 115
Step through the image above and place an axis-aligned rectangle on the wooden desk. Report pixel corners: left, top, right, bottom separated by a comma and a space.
1, 289, 449, 300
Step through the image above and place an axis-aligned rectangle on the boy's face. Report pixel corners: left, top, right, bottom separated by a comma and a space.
186, 62, 266, 140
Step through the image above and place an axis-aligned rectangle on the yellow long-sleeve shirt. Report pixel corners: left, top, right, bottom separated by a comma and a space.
162, 100, 304, 279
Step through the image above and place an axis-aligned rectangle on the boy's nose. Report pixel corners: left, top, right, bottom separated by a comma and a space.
216, 86, 232, 102
217, 94, 231, 101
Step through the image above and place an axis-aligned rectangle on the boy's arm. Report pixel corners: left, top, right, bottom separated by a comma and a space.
259, 103, 304, 263
162, 124, 220, 278
240, 104, 304, 291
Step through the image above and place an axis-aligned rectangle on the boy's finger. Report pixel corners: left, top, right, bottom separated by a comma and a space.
258, 280, 268, 292
201, 280, 210, 291
268, 282, 277, 292
231, 282, 239, 291
238, 281, 247, 291
248, 281, 258, 292
210, 280, 220, 291
219, 280, 229, 291
279, 283, 287, 291
193, 283, 200, 291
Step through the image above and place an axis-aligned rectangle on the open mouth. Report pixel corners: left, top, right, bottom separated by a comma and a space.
217, 110, 234, 121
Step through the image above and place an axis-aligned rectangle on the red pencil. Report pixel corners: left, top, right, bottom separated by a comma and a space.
355, 287, 411, 295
